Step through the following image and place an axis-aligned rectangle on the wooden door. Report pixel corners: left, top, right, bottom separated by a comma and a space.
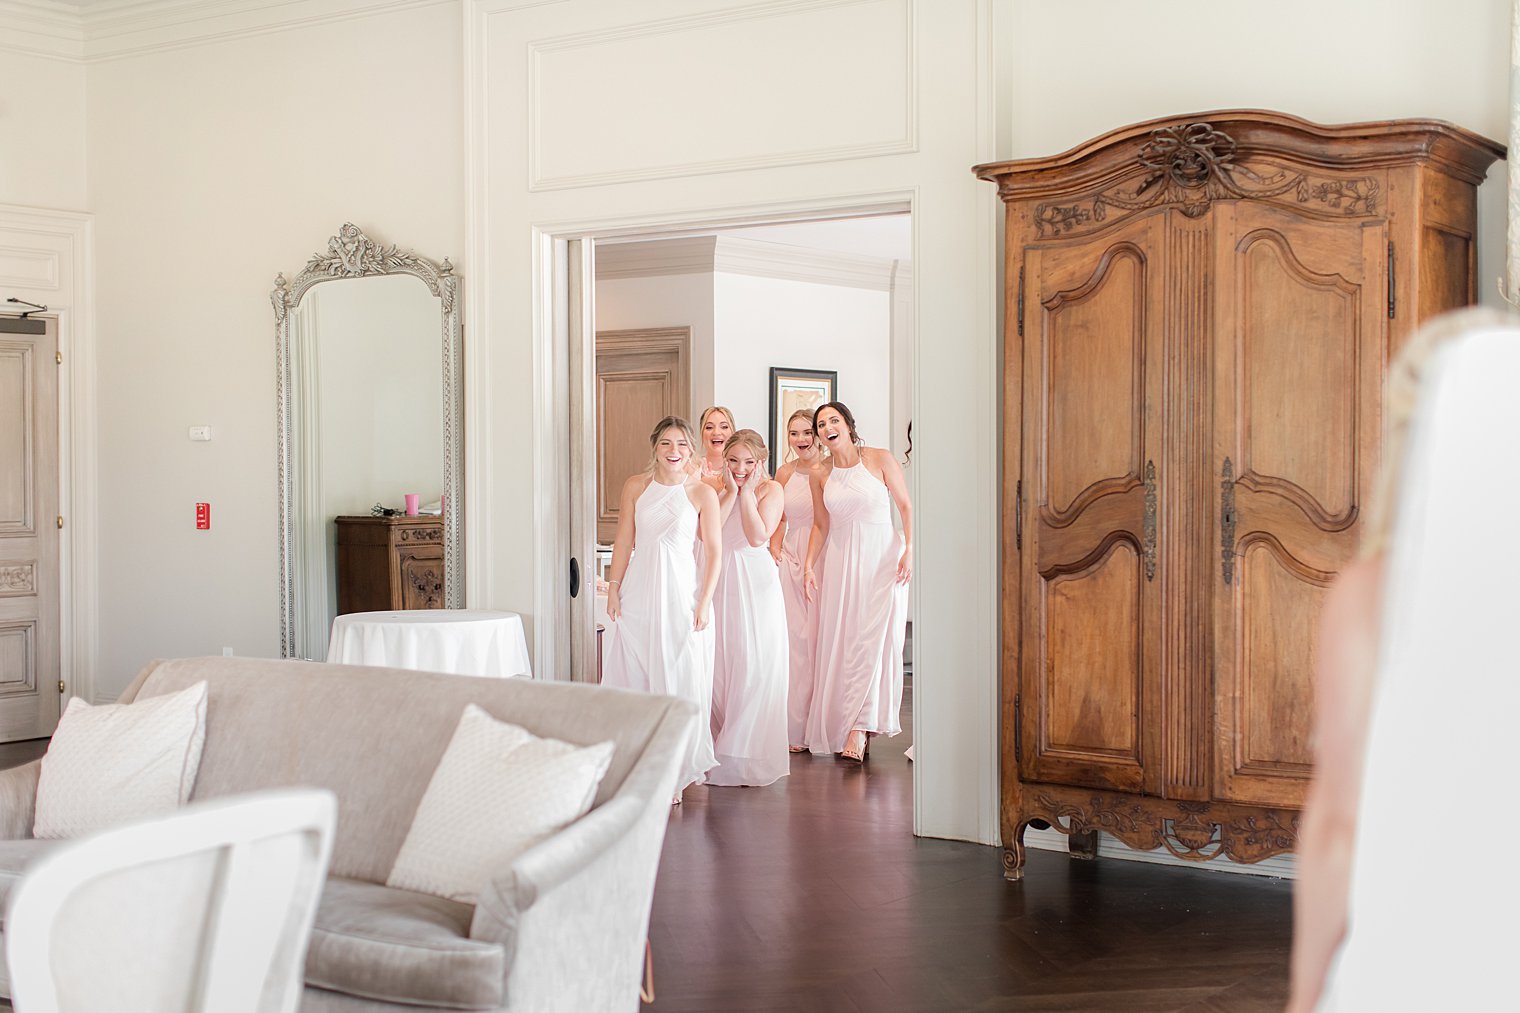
1019, 215, 1165, 795
595, 329, 690, 544
0, 316, 61, 741
1211, 201, 1386, 808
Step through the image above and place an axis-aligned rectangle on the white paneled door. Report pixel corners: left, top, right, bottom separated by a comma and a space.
0, 315, 60, 741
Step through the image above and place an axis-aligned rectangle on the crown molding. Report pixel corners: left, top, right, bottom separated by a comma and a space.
0, 0, 452, 62
595, 234, 903, 292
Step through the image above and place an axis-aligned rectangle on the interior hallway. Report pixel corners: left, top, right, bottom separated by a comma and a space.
647, 683, 1293, 1012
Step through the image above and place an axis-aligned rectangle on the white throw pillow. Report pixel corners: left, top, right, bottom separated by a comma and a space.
387, 704, 614, 904
33, 681, 209, 839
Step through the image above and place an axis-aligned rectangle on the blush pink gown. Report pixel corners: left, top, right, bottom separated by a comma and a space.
806, 462, 908, 755
601, 480, 716, 793
778, 469, 819, 748
707, 498, 790, 786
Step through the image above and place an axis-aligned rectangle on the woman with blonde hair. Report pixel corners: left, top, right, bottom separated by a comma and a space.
695, 405, 737, 492
769, 407, 826, 752
804, 401, 912, 762
602, 415, 722, 799
706, 429, 790, 786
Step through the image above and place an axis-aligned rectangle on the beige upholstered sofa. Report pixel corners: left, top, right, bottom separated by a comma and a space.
0, 656, 698, 1012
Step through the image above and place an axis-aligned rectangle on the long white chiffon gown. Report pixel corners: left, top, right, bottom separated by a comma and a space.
778, 469, 819, 748
806, 461, 909, 755
707, 501, 790, 786
601, 479, 717, 793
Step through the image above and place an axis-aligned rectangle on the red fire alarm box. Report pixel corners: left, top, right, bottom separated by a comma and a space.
196, 502, 210, 530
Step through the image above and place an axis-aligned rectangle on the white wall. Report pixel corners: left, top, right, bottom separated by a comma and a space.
712, 270, 891, 463
85, 4, 463, 697
0, 52, 87, 211
594, 271, 714, 414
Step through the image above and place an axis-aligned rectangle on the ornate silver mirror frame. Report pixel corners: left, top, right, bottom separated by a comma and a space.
272, 223, 463, 658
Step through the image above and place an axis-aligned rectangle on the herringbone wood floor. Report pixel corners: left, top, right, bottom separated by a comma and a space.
648, 687, 1292, 1012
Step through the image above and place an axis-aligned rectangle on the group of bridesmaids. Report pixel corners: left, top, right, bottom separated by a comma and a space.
600, 402, 913, 800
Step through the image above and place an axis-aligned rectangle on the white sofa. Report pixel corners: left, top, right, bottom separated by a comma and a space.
0, 656, 697, 1012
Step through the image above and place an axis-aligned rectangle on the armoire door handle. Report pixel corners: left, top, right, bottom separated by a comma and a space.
1220, 457, 1236, 586
569, 556, 581, 599
1142, 460, 1157, 581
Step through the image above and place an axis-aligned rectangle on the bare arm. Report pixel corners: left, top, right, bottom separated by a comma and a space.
769, 463, 794, 562
604, 476, 647, 621
691, 484, 723, 630
1287, 555, 1385, 1013
739, 478, 784, 548
871, 448, 913, 583
803, 466, 831, 602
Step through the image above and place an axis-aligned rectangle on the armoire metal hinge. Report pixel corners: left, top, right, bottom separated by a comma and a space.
1014, 479, 1023, 550
58, 681, 65, 694
1387, 241, 1396, 319
55, 351, 62, 365
1016, 266, 1025, 337
56, 516, 64, 529
1013, 692, 1023, 759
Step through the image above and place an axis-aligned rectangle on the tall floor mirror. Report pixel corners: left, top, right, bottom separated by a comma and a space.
273, 223, 463, 659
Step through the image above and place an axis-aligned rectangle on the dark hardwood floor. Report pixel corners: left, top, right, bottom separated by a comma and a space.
648, 686, 1292, 1012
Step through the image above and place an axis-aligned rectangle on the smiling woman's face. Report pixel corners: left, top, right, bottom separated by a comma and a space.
702, 412, 733, 457
814, 407, 850, 452
788, 419, 816, 458
654, 427, 694, 472
726, 445, 761, 485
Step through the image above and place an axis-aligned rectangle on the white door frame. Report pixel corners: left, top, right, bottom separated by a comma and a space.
0, 204, 97, 708
530, 191, 916, 697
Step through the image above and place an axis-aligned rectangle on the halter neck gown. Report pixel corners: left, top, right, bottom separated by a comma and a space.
778, 468, 820, 748
601, 478, 717, 793
806, 460, 909, 755
706, 495, 790, 786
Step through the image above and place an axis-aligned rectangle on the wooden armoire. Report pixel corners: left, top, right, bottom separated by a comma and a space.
974, 111, 1502, 880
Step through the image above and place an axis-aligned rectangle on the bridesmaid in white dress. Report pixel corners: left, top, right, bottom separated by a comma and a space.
602, 415, 723, 798
707, 429, 790, 787
769, 408, 826, 752
804, 402, 913, 762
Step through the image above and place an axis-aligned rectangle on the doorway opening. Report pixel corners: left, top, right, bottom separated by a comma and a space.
545, 202, 917, 786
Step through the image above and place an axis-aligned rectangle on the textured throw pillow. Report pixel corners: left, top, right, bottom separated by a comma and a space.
34, 681, 209, 839
387, 704, 615, 904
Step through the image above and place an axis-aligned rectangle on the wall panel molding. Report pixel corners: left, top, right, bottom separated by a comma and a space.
527, 0, 916, 190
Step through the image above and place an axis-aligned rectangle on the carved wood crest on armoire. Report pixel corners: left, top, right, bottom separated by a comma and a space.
974, 111, 1502, 880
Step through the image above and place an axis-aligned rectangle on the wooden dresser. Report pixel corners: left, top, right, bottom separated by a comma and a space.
975, 111, 1502, 880
334, 515, 445, 614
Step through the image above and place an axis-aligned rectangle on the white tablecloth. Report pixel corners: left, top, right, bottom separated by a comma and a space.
326, 610, 532, 678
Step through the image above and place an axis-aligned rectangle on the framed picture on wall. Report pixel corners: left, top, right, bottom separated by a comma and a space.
768, 367, 838, 473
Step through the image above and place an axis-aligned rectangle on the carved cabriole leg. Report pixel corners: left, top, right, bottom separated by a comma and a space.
1002, 821, 1028, 881
1067, 830, 1099, 861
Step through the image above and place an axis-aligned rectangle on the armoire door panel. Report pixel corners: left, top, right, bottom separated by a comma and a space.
1039, 539, 1143, 769
1213, 202, 1386, 809
1022, 215, 1164, 795
1235, 225, 1363, 525
1038, 239, 1148, 520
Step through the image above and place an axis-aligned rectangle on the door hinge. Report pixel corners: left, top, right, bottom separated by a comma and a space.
1387, 241, 1396, 319
56, 516, 64, 529
1014, 479, 1023, 550
55, 350, 62, 365
1016, 265, 1025, 337
1013, 692, 1023, 760
58, 680, 65, 693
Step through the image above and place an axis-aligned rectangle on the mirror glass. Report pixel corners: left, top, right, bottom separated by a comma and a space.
274, 224, 462, 659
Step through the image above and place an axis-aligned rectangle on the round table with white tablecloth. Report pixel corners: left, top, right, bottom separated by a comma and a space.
325, 610, 532, 678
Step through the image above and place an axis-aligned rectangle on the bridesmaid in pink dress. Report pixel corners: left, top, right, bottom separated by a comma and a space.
707, 429, 790, 787
602, 416, 723, 799
769, 409, 826, 752
695, 405, 736, 492
804, 402, 913, 762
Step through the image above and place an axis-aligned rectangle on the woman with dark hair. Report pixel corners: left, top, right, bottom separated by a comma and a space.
707, 429, 789, 787
803, 401, 912, 762
770, 407, 826, 752
602, 415, 722, 799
